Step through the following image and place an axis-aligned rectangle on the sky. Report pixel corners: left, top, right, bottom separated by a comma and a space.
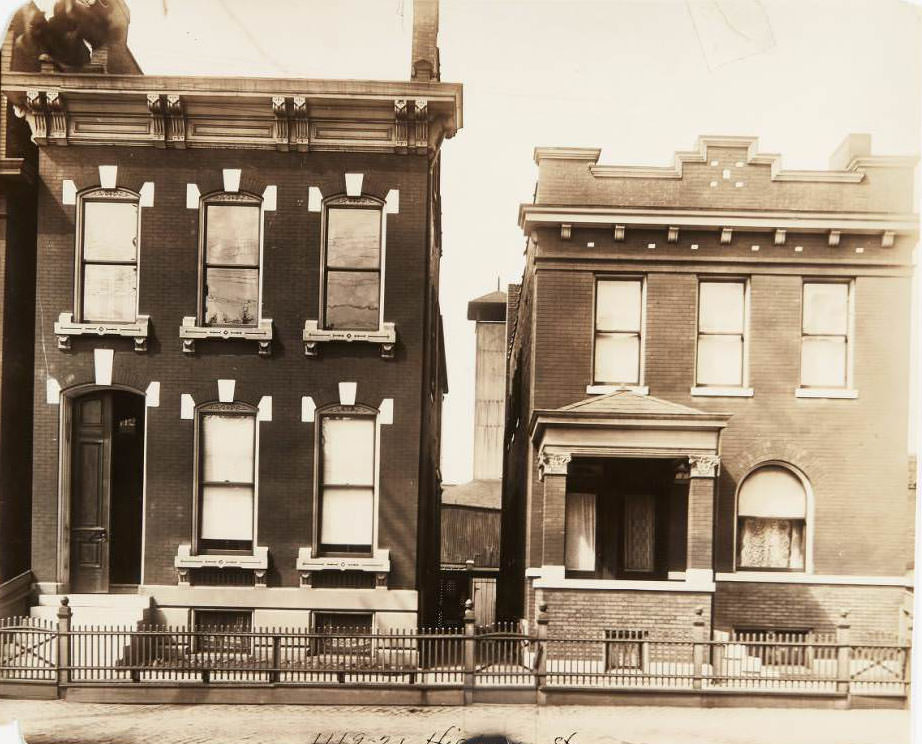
2, 0, 919, 483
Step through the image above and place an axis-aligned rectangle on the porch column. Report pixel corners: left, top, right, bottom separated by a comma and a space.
686, 454, 719, 582
538, 450, 571, 570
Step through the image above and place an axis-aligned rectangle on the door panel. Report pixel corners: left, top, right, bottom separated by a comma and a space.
70, 393, 111, 593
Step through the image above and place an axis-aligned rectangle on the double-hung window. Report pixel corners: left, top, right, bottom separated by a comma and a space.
696, 280, 747, 387
736, 465, 807, 571
197, 404, 257, 553
201, 195, 262, 327
801, 281, 851, 389
318, 414, 376, 554
593, 278, 643, 386
78, 192, 140, 323
323, 199, 384, 331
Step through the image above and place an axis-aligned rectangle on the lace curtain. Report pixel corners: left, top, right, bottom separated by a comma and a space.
738, 517, 805, 569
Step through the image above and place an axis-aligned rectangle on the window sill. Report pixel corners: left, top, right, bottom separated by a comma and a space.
586, 384, 649, 396
690, 386, 754, 398
795, 388, 858, 399
180, 317, 273, 355
530, 566, 714, 592
302, 320, 396, 359
173, 544, 269, 587
54, 312, 150, 352
297, 547, 391, 588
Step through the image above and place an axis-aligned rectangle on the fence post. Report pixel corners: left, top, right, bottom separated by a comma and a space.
535, 603, 548, 703
270, 633, 281, 684
836, 610, 851, 697
692, 606, 706, 691
56, 597, 72, 691
463, 599, 475, 705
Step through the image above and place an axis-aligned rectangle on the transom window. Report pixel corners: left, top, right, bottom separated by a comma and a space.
697, 280, 746, 387
322, 198, 384, 331
801, 282, 851, 388
77, 191, 140, 323
737, 465, 808, 571
593, 278, 643, 385
201, 195, 262, 327
197, 404, 257, 553
318, 413, 376, 555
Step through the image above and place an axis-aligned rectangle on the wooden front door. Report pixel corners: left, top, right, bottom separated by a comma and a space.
70, 393, 112, 593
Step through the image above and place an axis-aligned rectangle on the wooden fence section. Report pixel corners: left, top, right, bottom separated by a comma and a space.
0, 602, 910, 706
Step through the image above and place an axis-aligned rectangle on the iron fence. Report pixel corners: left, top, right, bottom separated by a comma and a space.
0, 608, 910, 701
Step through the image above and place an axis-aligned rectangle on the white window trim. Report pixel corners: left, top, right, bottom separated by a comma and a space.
590, 275, 646, 388
798, 278, 855, 395
732, 461, 814, 574
55, 186, 151, 351
693, 276, 750, 392
191, 401, 261, 557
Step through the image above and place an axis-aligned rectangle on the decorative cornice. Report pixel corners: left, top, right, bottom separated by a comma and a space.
689, 454, 720, 478
533, 146, 602, 165
518, 204, 919, 236
2, 73, 462, 155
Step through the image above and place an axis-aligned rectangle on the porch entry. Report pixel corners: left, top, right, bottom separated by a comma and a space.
563, 458, 683, 580
70, 390, 145, 593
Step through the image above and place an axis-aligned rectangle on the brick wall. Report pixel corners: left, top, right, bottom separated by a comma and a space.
529, 243, 912, 578
714, 582, 906, 636
30, 146, 439, 594
535, 586, 710, 637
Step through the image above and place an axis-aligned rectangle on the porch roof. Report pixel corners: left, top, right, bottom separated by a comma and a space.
530, 389, 731, 455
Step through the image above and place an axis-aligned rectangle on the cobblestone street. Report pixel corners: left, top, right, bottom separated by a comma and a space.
0, 700, 910, 744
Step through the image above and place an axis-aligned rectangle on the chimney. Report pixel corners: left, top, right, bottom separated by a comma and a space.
411, 0, 440, 82
829, 133, 872, 170
467, 288, 507, 481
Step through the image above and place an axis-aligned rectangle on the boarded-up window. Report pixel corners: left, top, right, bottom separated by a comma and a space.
801, 282, 850, 388
324, 206, 382, 330
697, 280, 745, 386
594, 279, 642, 384
81, 199, 139, 322
319, 416, 375, 553
198, 409, 256, 552
203, 203, 261, 326
737, 466, 807, 570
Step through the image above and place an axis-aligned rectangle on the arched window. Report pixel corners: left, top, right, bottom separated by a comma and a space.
200, 193, 262, 327
77, 188, 140, 323
736, 464, 808, 571
321, 196, 384, 331
196, 402, 257, 553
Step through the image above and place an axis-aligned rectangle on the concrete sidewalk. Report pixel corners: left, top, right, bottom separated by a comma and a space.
0, 700, 911, 744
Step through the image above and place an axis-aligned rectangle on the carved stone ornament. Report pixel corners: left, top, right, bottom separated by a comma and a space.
689, 454, 720, 478
46, 91, 68, 143
271, 95, 309, 152
538, 451, 571, 480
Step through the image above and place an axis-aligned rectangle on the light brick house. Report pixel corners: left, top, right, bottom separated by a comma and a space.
499, 135, 917, 638
0, 0, 461, 631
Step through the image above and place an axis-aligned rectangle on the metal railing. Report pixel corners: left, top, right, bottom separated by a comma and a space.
0, 600, 910, 702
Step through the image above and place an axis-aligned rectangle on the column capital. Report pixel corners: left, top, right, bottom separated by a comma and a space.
689, 454, 720, 478
538, 450, 571, 480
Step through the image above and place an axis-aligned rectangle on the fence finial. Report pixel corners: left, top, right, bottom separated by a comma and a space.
463, 598, 475, 623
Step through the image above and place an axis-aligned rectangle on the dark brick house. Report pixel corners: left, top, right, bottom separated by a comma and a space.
0, 0, 461, 630
499, 135, 917, 638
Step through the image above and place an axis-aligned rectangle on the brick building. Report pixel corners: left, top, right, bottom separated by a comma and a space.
0, 0, 461, 631
499, 135, 917, 638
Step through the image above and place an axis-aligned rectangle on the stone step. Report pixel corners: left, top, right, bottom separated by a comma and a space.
35, 593, 150, 609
